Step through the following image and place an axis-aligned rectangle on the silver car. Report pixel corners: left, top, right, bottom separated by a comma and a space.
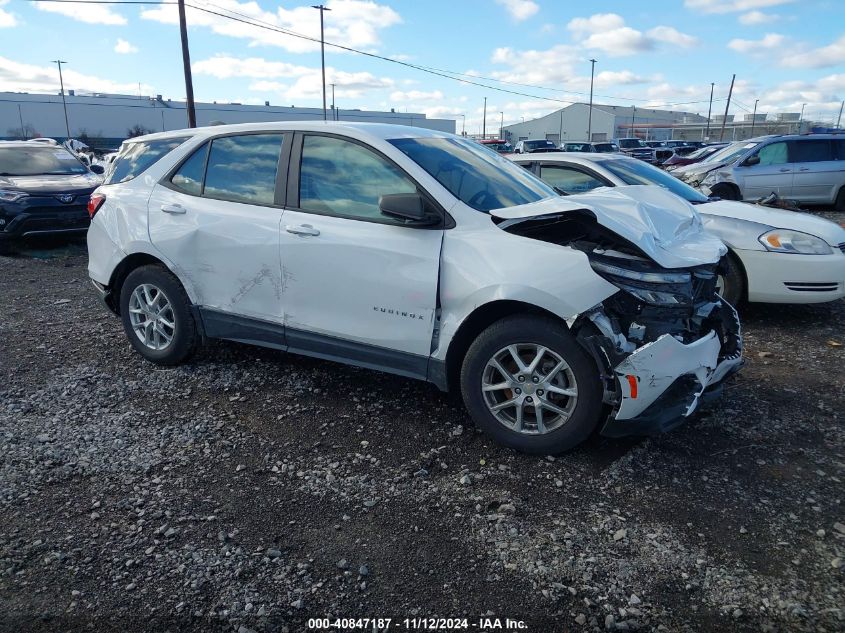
694, 134, 845, 209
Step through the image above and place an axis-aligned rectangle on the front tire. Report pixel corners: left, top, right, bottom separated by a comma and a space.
716, 252, 745, 306
460, 315, 603, 455
119, 265, 198, 365
709, 183, 740, 201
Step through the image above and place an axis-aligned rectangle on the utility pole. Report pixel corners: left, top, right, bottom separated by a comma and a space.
482, 97, 487, 138
52, 60, 71, 139
499, 111, 503, 139
17, 104, 26, 140
312, 5, 331, 121
836, 100, 844, 128
718, 74, 735, 142
587, 58, 597, 142
631, 106, 636, 136
750, 98, 759, 138
798, 102, 806, 133
330, 83, 335, 120
459, 114, 465, 135
705, 82, 714, 139
177, 0, 196, 127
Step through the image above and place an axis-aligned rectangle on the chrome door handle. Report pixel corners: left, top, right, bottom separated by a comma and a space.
286, 224, 320, 236
161, 203, 186, 214
799, 168, 810, 171
779, 168, 791, 172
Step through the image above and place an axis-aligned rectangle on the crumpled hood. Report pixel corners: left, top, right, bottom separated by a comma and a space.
700, 199, 845, 246
0, 172, 101, 194
491, 185, 727, 268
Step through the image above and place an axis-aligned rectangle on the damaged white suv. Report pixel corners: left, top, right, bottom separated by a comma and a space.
88, 122, 742, 454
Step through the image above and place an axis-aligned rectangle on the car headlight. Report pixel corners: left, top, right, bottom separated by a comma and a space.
590, 259, 694, 306
0, 189, 28, 202
758, 230, 832, 255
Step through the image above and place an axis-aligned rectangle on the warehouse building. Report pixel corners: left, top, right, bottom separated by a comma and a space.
502, 102, 815, 145
0, 91, 456, 149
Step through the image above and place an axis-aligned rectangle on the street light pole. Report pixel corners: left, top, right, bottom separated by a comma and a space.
750, 98, 759, 138
482, 97, 487, 138
798, 102, 806, 133
459, 114, 465, 135
330, 83, 335, 120
312, 4, 331, 121
631, 106, 636, 136
52, 60, 71, 139
587, 58, 597, 142
705, 82, 714, 139
177, 0, 196, 128
499, 111, 503, 139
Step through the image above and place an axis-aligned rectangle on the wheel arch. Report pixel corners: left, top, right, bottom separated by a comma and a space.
441, 299, 570, 393
106, 252, 172, 314
725, 248, 749, 303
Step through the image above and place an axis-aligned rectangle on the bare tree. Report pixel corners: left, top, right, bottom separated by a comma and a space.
126, 124, 153, 138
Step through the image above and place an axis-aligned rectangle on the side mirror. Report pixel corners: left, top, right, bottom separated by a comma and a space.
89, 164, 105, 175
379, 192, 430, 223
743, 155, 760, 167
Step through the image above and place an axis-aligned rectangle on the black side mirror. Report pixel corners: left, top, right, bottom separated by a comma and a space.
379, 193, 430, 223
743, 155, 760, 166
90, 164, 105, 174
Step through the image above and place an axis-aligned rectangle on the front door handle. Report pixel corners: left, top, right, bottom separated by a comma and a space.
161, 203, 186, 215
779, 168, 791, 172
798, 167, 810, 171
286, 224, 320, 236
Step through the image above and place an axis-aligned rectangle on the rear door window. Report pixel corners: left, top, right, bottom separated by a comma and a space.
203, 134, 285, 205
106, 137, 189, 184
789, 139, 834, 163
170, 142, 208, 196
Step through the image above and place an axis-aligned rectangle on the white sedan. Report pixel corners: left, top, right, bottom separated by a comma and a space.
511, 152, 845, 305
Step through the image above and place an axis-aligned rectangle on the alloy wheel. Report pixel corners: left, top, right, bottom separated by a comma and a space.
481, 343, 578, 435
128, 283, 175, 351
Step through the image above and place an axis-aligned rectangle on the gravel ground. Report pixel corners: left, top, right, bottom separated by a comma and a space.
1, 220, 843, 633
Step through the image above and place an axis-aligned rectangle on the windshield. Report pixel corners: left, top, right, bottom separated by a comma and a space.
526, 140, 555, 149
390, 137, 556, 212
0, 147, 88, 176
565, 143, 591, 152
593, 143, 618, 153
700, 141, 758, 165
618, 139, 645, 149
599, 158, 708, 203
685, 146, 718, 159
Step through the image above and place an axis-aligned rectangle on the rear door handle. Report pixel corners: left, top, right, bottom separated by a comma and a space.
286, 224, 320, 236
779, 168, 791, 172
798, 167, 810, 171
161, 203, 186, 215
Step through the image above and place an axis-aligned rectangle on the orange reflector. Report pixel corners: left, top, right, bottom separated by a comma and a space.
766, 234, 782, 248
626, 374, 638, 399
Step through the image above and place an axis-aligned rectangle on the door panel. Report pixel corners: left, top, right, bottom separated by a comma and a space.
148, 184, 284, 322
279, 210, 442, 357
739, 141, 793, 199
789, 140, 839, 203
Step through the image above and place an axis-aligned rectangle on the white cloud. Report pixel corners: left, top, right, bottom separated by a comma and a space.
594, 70, 652, 86
782, 35, 845, 69
495, 0, 539, 21
0, 0, 17, 28
192, 56, 315, 79
33, 0, 127, 25
142, 0, 401, 54
566, 13, 697, 56
389, 89, 444, 102
647, 26, 699, 48
684, 0, 794, 14
0, 56, 151, 94
728, 32, 785, 53
490, 44, 581, 85
114, 39, 138, 54
738, 10, 779, 24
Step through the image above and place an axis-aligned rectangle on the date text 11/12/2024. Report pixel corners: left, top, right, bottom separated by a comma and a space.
307, 617, 530, 631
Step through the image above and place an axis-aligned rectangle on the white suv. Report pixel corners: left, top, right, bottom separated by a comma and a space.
88, 122, 742, 454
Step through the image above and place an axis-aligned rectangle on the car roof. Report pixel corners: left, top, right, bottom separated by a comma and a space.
511, 151, 630, 164
128, 120, 456, 145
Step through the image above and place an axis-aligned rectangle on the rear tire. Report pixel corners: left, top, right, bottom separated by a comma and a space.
119, 265, 198, 365
709, 183, 740, 201
717, 252, 745, 306
835, 187, 845, 212
460, 315, 603, 455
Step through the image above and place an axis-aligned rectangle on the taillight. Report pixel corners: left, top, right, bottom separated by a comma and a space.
88, 193, 106, 218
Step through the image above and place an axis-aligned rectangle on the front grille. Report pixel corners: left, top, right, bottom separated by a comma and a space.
784, 282, 840, 292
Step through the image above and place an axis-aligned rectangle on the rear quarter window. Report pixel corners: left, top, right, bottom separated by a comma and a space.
105, 137, 190, 184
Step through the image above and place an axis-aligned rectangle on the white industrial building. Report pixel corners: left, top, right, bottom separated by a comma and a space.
0, 91, 456, 148
502, 102, 710, 144
502, 102, 818, 145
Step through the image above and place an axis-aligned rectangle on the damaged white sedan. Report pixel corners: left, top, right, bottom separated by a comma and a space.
87, 122, 742, 454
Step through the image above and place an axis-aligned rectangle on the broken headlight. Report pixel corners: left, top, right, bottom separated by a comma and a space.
590, 258, 694, 306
